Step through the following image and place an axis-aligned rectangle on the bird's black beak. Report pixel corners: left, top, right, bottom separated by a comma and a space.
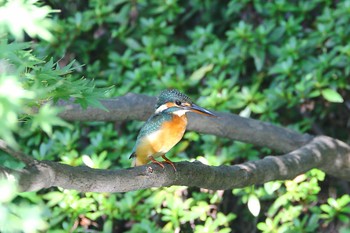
185, 104, 217, 117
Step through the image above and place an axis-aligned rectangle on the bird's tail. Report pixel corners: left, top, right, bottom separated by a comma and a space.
129, 152, 136, 167
129, 152, 136, 159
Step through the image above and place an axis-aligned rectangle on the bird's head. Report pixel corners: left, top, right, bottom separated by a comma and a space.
155, 89, 216, 117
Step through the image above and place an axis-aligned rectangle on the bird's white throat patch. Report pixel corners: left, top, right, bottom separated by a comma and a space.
172, 109, 189, 116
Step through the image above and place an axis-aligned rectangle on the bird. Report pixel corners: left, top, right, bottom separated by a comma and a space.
129, 89, 216, 171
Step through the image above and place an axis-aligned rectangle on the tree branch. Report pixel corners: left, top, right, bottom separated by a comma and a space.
57, 94, 313, 153
0, 139, 35, 164
1, 136, 349, 192
0, 166, 21, 180
2, 93, 349, 192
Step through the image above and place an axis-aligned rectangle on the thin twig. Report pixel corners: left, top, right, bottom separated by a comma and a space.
0, 166, 20, 180
0, 139, 35, 164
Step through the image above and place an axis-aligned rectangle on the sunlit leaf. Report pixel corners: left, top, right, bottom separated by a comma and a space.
0, 0, 56, 41
189, 64, 214, 83
82, 154, 94, 168
248, 194, 260, 217
321, 88, 344, 103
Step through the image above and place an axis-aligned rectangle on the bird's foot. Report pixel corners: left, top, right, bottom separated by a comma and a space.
149, 156, 165, 169
161, 155, 177, 172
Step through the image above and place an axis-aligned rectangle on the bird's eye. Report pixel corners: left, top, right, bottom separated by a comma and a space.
175, 100, 182, 106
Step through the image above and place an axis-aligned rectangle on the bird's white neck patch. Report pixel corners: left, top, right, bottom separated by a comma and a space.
155, 104, 189, 116
155, 104, 168, 113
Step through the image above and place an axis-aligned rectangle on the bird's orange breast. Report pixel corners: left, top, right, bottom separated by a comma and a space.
155, 114, 187, 153
134, 115, 187, 165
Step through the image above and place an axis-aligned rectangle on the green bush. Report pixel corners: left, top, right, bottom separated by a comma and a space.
1, 0, 350, 232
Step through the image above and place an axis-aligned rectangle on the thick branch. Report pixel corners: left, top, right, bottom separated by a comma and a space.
2, 93, 348, 192
2, 136, 349, 192
57, 94, 313, 153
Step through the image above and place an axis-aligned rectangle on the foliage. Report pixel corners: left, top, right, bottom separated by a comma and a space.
0, 0, 350, 232
0, 179, 47, 233
0, 39, 108, 146
0, 0, 55, 41
256, 169, 325, 233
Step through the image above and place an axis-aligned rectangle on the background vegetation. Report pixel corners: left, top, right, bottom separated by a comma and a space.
1, 0, 350, 232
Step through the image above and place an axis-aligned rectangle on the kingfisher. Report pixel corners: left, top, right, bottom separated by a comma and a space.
129, 89, 216, 171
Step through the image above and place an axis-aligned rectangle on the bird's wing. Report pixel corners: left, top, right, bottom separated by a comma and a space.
137, 113, 172, 140
129, 113, 172, 159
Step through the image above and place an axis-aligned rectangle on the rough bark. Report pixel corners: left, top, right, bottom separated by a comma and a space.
1, 93, 349, 192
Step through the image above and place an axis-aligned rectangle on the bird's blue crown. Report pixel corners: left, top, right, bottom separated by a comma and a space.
155, 89, 192, 109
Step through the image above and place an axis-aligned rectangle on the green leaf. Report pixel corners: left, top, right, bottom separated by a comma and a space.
264, 181, 282, 195
309, 90, 321, 98
31, 104, 70, 135
82, 154, 94, 168
338, 214, 350, 223
320, 204, 332, 214
250, 47, 265, 71
248, 194, 260, 217
125, 38, 141, 50
321, 89, 344, 103
189, 64, 214, 83
338, 195, 350, 207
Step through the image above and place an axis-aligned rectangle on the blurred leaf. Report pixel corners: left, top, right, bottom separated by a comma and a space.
0, 179, 17, 202
31, 104, 70, 136
0, 0, 56, 41
248, 194, 260, 217
264, 181, 282, 195
321, 88, 344, 103
189, 64, 214, 83
82, 154, 94, 168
